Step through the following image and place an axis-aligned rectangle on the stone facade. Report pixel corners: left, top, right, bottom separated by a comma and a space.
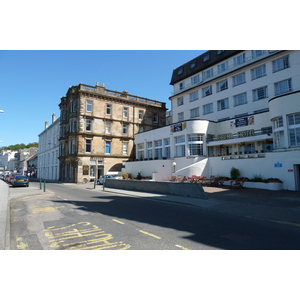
59, 83, 166, 183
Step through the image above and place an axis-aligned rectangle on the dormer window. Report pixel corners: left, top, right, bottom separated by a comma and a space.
177, 68, 183, 75
203, 54, 210, 62
190, 61, 197, 69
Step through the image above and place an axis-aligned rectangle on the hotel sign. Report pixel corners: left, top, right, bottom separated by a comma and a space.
230, 116, 254, 128
170, 122, 187, 132
216, 129, 256, 141
237, 129, 255, 138
216, 133, 234, 141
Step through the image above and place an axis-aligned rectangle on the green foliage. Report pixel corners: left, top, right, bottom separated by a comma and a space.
250, 174, 263, 182
0, 142, 38, 151
136, 172, 142, 180
122, 172, 131, 179
249, 176, 282, 183
230, 167, 240, 180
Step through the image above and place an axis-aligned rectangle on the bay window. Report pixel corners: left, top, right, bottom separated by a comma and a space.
288, 113, 300, 147
273, 116, 285, 149
188, 134, 204, 156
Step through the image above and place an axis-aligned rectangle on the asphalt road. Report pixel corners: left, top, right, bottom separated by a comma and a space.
9, 182, 300, 250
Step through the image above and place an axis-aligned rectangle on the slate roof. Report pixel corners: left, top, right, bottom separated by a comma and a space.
170, 50, 243, 85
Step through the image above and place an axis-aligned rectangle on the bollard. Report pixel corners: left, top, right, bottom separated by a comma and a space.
43, 181, 46, 192
103, 180, 105, 191
40, 178, 42, 190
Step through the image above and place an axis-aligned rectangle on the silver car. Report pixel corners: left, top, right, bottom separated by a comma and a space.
97, 175, 115, 185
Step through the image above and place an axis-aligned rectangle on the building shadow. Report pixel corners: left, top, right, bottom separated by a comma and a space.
51, 189, 300, 250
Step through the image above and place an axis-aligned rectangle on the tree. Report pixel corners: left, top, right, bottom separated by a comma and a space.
0, 142, 39, 152
230, 167, 240, 180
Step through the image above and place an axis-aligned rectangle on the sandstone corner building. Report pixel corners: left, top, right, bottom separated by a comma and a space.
124, 50, 300, 191
58, 83, 166, 183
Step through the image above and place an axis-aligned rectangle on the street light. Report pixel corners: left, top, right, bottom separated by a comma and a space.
172, 161, 176, 173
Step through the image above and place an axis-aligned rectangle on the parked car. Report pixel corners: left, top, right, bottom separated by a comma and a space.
97, 175, 115, 185
1, 172, 10, 181
8, 173, 21, 183
4, 174, 11, 182
10, 175, 29, 187
97, 175, 122, 185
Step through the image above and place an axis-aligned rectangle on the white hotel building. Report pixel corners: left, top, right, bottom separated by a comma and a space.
123, 50, 300, 191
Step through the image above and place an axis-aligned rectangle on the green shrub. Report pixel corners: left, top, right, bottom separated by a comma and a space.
122, 172, 131, 179
250, 175, 263, 182
230, 167, 240, 180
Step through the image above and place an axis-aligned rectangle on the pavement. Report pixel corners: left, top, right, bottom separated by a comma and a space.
1, 179, 300, 250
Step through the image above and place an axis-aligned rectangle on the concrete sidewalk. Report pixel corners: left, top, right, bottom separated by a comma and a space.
0, 180, 47, 250
0, 180, 10, 250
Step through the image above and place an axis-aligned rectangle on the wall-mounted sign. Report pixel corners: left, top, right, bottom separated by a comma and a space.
274, 162, 283, 168
83, 165, 89, 175
237, 129, 256, 138
288, 169, 294, 172
216, 129, 256, 141
230, 116, 254, 128
170, 122, 187, 132
217, 133, 234, 141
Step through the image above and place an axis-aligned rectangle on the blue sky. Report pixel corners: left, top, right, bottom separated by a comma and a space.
0, 2, 295, 148
0, 50, 205, 147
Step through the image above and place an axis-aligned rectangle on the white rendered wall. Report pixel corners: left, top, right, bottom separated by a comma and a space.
171, 51, 300, 124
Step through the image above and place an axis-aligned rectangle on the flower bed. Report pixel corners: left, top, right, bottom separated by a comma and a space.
223, 181, 283, 190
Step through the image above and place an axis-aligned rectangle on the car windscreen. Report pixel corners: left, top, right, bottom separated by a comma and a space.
15, 176, 28, 180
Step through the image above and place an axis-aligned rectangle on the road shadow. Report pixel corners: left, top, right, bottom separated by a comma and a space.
51, 190, 300, 250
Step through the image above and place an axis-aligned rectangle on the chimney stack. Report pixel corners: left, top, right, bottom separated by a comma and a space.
45, 121, 49, 129
52, 113, 56, 123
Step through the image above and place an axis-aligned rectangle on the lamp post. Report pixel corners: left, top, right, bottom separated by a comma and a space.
172, 161, 176, 174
